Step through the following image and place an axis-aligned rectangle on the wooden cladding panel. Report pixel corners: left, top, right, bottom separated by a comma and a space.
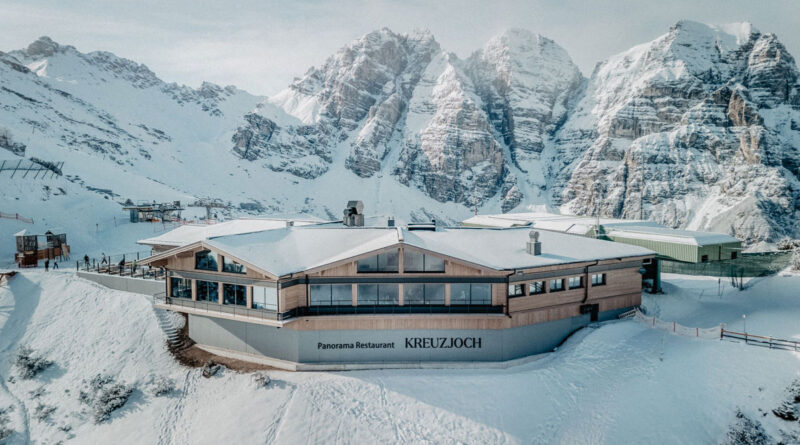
280, 284, 306, 312
508, 288, 585, 313
587, 268, 642, 300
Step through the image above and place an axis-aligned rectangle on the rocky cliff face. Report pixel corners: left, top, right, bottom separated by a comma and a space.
550, 21, 800, 243
2, 24, 799, 245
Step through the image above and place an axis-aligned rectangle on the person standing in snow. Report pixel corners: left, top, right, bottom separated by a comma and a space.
44, 259, 49, 271
53, 260, 58, 269
84, 254, 89, 268
132, 259, 137, 275
101, 253, 107, 265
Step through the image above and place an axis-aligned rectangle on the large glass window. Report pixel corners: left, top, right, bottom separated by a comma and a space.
222, 256, 246, 274
311, 284, 353, 306
196, 280, 218, 302
357, 284, 398, 305
223, 284, 247, 306
508, 283, 525, 297
591, 273, 606, 286
357, 250, 399, 273
549, 279, 564, 292
404, 283, 445, 305
170, 277, 192, 299
451, 283, 492, 305
568, 276, 583, 289
403, 251, 445, 273
195, 250, 218, 271
529, 281, 545, 295
252, 286, 277, 310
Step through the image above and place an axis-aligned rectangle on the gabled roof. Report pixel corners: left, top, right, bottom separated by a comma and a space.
138, 217, 326, 248
199, 226, 654, 277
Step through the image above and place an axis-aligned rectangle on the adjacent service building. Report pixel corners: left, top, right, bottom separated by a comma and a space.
141, 214, 654, 368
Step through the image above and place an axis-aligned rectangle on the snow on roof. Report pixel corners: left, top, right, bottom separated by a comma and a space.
204, 226, 654, 276
606, 225, 741, 246
138, 217, 325, 247
403, 227, 654, 270
205, 227, 401, 277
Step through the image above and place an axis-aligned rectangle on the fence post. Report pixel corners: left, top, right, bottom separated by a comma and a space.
673, 321, 676, 332
696, 327, 699, 337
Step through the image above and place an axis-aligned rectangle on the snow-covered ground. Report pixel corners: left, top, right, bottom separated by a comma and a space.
0, 270, 798, 444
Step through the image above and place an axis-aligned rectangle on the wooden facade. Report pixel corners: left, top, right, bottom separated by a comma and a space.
143, 239, 652, 332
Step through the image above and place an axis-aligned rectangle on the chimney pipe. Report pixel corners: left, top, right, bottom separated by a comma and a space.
526, 231, 541, 255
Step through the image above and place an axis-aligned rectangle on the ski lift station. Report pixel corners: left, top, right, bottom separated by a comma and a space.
134, 202, 658, 369
122, 200, 184, 223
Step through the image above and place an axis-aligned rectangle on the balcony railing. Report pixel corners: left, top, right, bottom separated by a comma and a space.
153, 294, 287, 321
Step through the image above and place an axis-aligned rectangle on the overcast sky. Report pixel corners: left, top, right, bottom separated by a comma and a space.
1, 0, 798, 96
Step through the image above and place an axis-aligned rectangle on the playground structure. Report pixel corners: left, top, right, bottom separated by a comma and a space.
188, 198, 228, 221
14, 229, 70, 267
122, 200, 184, 223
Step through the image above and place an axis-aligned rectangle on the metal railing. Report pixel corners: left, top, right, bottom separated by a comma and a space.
294, 304, 505, 316
153, 294, 285, 321
76, 259, 166, 281
660, 251, 792, 278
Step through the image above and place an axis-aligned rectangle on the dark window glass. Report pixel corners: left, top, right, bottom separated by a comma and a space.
550, 279, 564, 292
196, 280, 218, 302
195, 250, 218, 271
404, 283, 424, 305
358, 250, 399, 272
731, 251, 738, 260
425, 255, 445, 272
508, 283, 525, 297
471, 284, 491, 305
222, 256, 246, 274
223, 284, 246, 306
425, 284, 445, 304
591, 274, 606, 286
529, 281, 545, 295
357, 284, 378, 305
378, 284, 399, 305
568, 277, 583, 289
331, 284, 353, 305
378, 251, 399, 272
450, 283, 469, 304
701, 255, 709, 262
170, 278, 192, 299
403, 251, 424, 272
310, 284, 332, 306
357, 255, 379, 272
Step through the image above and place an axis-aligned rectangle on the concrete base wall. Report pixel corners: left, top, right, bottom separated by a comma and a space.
77, 271, 165, 296
188, 306, 632, 366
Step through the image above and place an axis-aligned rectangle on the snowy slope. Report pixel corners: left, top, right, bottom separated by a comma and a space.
0, 271, 798, 444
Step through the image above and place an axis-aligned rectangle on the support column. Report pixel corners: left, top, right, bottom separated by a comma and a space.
218, 281, 224, 305
191, 279, 197, 301
351, 283, 358, 306
247, 286, 253, 308
398, 247, 404, 274
165, 273, 172, 298
444, 283, 450, 306
398, 283, 404, 306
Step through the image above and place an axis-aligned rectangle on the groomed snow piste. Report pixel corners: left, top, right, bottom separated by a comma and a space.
0, 270, 798, 444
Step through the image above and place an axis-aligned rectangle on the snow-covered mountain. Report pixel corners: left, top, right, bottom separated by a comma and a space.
549, 21, 800, 244
1, 22, 799, 255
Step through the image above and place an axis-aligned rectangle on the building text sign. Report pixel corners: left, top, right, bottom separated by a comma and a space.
317, 336, 482, 350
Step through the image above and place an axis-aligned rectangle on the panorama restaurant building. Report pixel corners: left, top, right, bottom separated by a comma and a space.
141, 219, 654, 369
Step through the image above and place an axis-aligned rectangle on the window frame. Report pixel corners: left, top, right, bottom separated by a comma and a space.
357, 250, 400, 273
591, 273, 606, 286
450, 283, 492, 305
356, 283, 399, 305
252, 286, 277, 310
196, 280, 218, 302
223, 283, 247, 306
194, 250, 218, 272
170, 277, 192, 299
402, 250, 446, 273
507, 283, 525, 298
568, 276, 583, 290
528, 281, 545, 295
549, 279, 565, 292
221, 256, 247, 274
403, 283, 445, 305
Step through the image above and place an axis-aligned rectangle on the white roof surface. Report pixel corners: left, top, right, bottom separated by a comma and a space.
463, 212, 739, 246
204, 226, 654, 276
138, 217, 325, 247
606, 225, 741, 246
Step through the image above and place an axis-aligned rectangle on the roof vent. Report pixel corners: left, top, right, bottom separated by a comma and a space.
387, 216, 395, 227
343, 200, 364, 227
407, 221, 436, 231
526, 231, 541, 255
286, 220, 294, 227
